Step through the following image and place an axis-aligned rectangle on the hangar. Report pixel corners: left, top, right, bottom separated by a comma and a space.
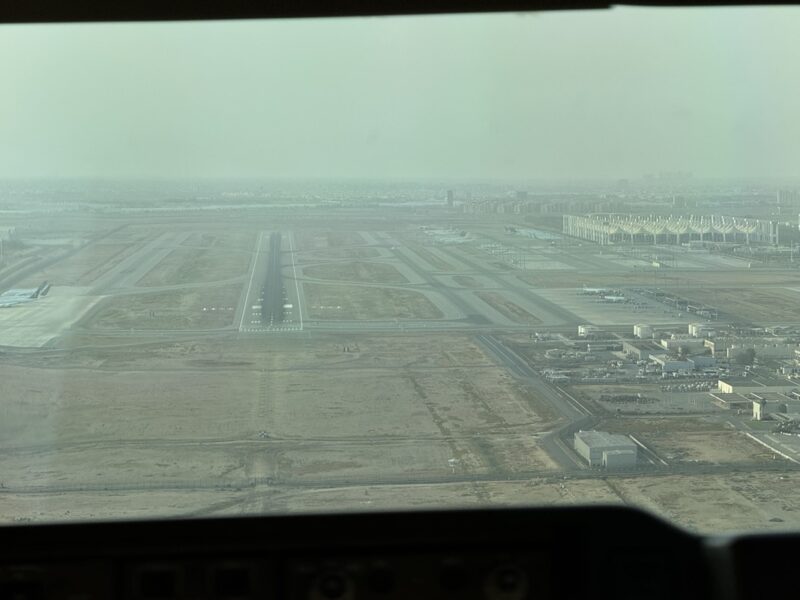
574, 430, 638, 469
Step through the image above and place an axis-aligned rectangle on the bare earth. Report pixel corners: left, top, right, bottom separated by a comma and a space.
86, 286, 241, 330
303, 261, 409, 284
304, 283, 443, 320
3, 217, 800, 536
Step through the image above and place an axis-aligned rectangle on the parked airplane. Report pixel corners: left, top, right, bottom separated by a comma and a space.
0, 282, 49, 307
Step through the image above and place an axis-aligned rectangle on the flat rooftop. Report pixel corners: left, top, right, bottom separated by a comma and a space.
575, 430, 636, 449
747, 391, 799, 402
624, 340, 662, 350
603, 449, 636, 456
721, 375, 797, 387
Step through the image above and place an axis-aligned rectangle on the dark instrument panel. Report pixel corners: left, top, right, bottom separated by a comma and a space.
0, 506, 792, 599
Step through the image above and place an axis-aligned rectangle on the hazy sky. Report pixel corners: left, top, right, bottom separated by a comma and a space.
1, 7, 799, 180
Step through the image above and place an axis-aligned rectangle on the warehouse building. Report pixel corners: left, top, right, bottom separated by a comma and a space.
725, 343, 799, 360
659, 337, 706, 353
574, 430, 637, 468
718, 376, 798, 395
708, 392, 752, 411
688, 322, 715, 338
704, 337, 798, 358
650, 354, 694, 373
578, 324, 601, 338
749, 392, 800, 421
622, 340, 662, 361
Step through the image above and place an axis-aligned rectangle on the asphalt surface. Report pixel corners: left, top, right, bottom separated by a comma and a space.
261, 233, 285, 326
434, 244, 582, 325
376, 234, 486, 325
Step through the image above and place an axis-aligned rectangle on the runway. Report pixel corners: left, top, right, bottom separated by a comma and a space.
261, 233, 285, 326
238, 231, 304, 333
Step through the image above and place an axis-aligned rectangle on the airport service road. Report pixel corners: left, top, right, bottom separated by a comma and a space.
474, 334, 672, 469
474, 334, 591, 422
474, 334, 596, 470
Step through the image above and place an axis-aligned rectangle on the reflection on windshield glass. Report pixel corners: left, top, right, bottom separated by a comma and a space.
1, 7, 800, 532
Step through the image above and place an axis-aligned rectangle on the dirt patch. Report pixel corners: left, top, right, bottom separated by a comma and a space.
86, 286, 241, 330
611, 472, 800, 534
477, 435, 559, 472
304, 283, 442, 320
598, 416, 725, 434
138, 248, 249, 286
475, 291, 541, 324
645, 431, 776, 465
599, 416, 779, 465
304, 261, 408, 284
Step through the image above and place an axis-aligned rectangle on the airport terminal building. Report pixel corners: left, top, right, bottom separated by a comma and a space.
563, 214, 779, 246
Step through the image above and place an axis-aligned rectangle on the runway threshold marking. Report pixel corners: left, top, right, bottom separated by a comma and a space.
239, 231, 264, 332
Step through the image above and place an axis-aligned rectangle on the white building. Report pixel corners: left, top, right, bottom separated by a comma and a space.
578, 324, 600, 338
574, 430, 638, 468
650, 354, 694, 373
753, 398, 768, 421
688, 323, 715, 338
602, 449, 638, 469
726, 343, 798, 360
750, 393, 797, 420
563, 213, 779, 246
718, 376, 798, 395
634, 324, 654, 339
660, 338, 706, 353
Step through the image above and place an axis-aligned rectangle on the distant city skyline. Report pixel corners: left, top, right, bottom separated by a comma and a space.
2, 6, 799, 180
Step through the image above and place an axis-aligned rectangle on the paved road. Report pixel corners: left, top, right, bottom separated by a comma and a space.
473, 333, 677, 469
474, 333, 597, 470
